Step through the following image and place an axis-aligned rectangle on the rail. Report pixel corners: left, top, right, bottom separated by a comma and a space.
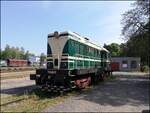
0, 66, 39, 73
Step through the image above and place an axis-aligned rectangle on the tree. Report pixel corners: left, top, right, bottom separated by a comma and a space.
121, 0, 150, 66
1, 45, 35, 60
20, 47, 25, 59
3, 44, 12, 59
125, 32, 150, 66
11, 46, 17, 59
121, 0, 149, 39
24, 50, 30, 60
103, 43, 122, 57
0, 49, 4, 60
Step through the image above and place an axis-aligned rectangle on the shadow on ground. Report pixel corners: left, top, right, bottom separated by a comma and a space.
1, 84, 68, 99
75, 74, 149, 107
1, 85, 36, 96
1, 73, 149, 108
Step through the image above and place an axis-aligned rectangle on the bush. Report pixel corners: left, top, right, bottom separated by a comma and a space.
141, 65, 150, 73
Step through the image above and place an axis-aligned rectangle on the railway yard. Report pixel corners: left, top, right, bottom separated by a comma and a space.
1, 0, 149, 112
0, 66, 38, 73
0, 70, 149, 112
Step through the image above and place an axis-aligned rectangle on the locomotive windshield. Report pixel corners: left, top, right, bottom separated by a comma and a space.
47, 43, 52, 55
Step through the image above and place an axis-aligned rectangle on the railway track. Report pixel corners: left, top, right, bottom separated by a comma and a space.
0, 67, 39, 73
0, 70, 36, 80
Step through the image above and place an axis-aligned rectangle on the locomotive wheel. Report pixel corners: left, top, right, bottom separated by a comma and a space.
75, 76, 91, 89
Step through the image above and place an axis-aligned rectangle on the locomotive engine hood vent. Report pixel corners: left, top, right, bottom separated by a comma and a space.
84, 37, 89, 41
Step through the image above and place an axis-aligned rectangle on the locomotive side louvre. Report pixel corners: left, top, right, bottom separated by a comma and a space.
30, 31, 111, 92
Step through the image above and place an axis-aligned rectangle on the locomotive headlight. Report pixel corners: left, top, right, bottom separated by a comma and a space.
48, 76, 51, 79
48, 70, 56, 74
36, 74, 40, 77
47, 62, 53, 69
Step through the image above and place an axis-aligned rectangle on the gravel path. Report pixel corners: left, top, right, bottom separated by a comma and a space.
44, 72, 150, 112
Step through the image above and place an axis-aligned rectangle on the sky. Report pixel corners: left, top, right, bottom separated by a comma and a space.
1, 1, 134, 56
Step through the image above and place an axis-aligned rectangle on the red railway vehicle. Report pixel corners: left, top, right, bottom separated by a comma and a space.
7, 59, 28, 67
110, 62, 119, 71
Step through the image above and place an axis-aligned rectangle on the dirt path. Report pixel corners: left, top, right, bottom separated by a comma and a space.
1, 71, 36, 98
44, 72, 150, 112
0, 70, 35, 80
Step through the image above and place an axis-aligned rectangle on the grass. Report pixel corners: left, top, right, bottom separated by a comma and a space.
1, 74, 116, 112
1, 88, 74, 112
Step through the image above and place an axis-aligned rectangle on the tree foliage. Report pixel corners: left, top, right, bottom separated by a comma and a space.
104, 43, 123, 57
0, 44, 35, 60
121, 0, 149, 39
121, 0, 150, 66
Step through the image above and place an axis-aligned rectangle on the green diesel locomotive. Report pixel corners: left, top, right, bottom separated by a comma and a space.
30, 31, 111, 92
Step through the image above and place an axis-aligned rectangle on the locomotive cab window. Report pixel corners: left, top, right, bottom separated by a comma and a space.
47, 43, 52, 55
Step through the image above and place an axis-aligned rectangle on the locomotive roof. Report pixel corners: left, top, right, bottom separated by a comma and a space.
48, 31, 109, 53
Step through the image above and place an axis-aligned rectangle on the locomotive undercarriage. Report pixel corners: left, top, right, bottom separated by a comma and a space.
30, 68, 109, 93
